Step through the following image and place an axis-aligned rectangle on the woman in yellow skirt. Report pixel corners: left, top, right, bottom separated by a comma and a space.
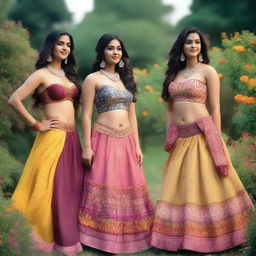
151, 26, 254, 253
8, 30, 84, 255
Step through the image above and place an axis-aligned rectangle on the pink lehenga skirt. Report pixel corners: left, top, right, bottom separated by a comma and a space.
79, 123, 154, 253
151, 122, 254, 253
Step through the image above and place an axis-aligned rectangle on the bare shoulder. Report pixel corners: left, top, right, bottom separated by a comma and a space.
82, 72, 99, 89
201, 64, 218, 76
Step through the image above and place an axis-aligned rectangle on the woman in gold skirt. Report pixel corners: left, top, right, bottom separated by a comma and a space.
151, 26, 254, 253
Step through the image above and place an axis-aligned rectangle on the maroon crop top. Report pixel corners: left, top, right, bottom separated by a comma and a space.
168, 79, 207, 104
39, 84, 80, 105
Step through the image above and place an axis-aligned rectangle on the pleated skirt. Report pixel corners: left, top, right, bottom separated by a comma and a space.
151, 122, 254, 253
12, 125, 84, 255
79, 122, 154, 253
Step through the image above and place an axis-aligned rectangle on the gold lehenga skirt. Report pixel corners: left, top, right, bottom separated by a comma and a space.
151, 122, 254, 253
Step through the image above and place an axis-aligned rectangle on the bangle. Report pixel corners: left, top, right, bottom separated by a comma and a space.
31, 121, 41, 131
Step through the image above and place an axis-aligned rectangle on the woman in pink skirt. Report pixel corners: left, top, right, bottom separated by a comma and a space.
79, 33, 154, 254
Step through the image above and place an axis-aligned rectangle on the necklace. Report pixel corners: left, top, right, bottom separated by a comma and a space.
47, 65, 65, 78
100, 69, 120, 82
183, 62, 201, 79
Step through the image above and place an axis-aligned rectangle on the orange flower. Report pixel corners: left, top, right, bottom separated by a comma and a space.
232, 45, 246, 52
234, 94, 243, 102
248, 78, 256, 88
218, 73, 223, 79
244, 64, 253, 70
249, 39, 256, 45
158, 97, 163, 102
142, 111, 149, 116
144, 85, 154, 92
246, 97, 256, 104
240, 75, 249, 83
234, 32, 241, 41
218, 58, 227, 64
221, 32, 228, 39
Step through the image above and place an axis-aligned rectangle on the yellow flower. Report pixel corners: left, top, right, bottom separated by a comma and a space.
218, 58, 227, 64
211, 47, 220, 52
218, 73, 223, 79
158, 97, 163, 102
153, 63, 160, 68
144, 85, 154, 92
240, 75, 249, 83
134, 68, 148, 77
244, 64, 253, 70
142, 111, 149, 117
232, 45, 246, 52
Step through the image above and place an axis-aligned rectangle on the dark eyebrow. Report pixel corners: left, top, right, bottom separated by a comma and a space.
57, 40, 71, 44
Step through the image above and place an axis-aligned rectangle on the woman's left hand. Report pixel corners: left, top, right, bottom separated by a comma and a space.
136, 147, 144, 166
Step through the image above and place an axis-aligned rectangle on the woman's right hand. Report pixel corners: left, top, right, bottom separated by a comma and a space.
82, 146, 94, 167
38, 117, 61, 132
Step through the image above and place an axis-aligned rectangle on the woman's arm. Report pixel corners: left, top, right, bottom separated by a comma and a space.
8, 70, 60, 131
206, 66, 221, 131
81, 75, 96, 167
128, 103, 143, 166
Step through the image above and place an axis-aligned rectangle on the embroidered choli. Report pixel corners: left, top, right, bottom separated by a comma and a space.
94, 85, 133, 113
168, 79, 207, 104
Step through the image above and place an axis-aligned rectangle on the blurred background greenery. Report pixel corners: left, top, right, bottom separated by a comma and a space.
0, 0, 255, 255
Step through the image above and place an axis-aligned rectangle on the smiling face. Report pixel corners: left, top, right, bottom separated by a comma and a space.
103, 39, 122, 66
52, 35, 71, 61
183, 32, 201, 59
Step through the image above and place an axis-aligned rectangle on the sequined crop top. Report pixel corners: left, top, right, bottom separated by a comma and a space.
39, 84, 80, 105
168, 79, 207, 104
94, 85, 133, 113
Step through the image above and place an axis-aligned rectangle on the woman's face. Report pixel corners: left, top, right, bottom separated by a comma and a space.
103, 39, 122, 66
52, 35, 71, 61
183, 32, 201, 59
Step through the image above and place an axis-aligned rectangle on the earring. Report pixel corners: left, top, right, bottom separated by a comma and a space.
47, 55, 52, 62
198, 53, 203, 62
180, 53, 185, 62
100, 60, 106, 68
119, 59, 124, 68
64, 58, 68, 64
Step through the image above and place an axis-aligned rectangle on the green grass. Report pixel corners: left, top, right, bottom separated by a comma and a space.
78, 135, 246, 256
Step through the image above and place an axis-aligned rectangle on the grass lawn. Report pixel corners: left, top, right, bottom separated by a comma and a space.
79, 135, 247, 256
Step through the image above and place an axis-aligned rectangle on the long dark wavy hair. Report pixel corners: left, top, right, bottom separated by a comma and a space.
162, 26, 209, 101
33, 30, 79, 108
92, 33, 137, 102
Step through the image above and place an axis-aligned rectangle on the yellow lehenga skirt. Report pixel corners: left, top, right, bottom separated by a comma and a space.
12, 127, 84, 255
151, 122, 254, 253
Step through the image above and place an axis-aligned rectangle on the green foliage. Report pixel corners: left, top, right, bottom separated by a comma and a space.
135, 64, 166, 140
9, 0, 72, 48
0, 0, 11, 24
178, 0, 256, 46
0, 21, 39, 143
209, 31, 256, 136
228, 135, 256, 204
70, 0, 176, 76
0, 143, 22, 196
0, 194, 48, 256
247, 211, 256, 256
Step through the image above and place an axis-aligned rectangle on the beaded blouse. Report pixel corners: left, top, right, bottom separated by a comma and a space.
39, 84, 79, 105
168, 79, 207, 104
94, 85, 133, 113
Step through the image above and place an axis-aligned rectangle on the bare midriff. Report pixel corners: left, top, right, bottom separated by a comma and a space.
96, 109, 131, 129
172, 101, 209, 125
42, 100, 75, 125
